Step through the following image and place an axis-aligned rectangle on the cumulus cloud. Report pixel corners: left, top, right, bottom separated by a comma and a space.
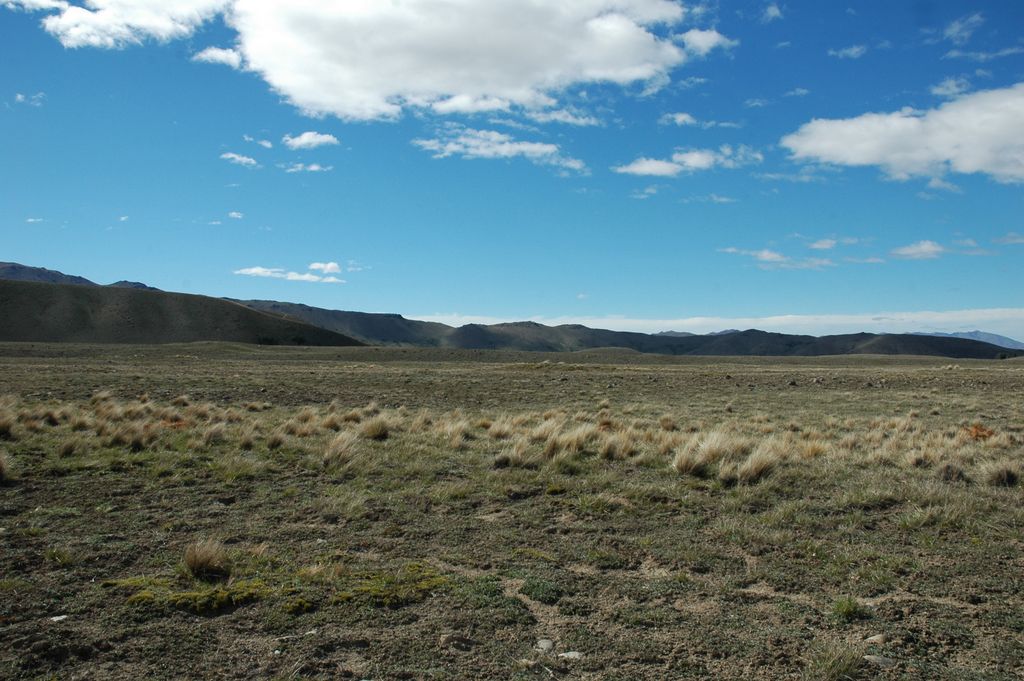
25, 217, 44, 223
784, 87, 809, 97
234, 265, 344, 283
228, 211, 243, 219
282, 131, 339, 150
828, 45, 867, 59
220, 152, 258, 167
944, 13, 984, 46
413, 125, 585, 172
309, 261, 340, 274
891, 240, 945, 259
781, 83, 1024, 183
677, 28, 738, 57
809, 239, 837, 250
192, 46, 241, 69
613, 144, 762, 176
39, 0, 230, 48
235, 1, 691, 121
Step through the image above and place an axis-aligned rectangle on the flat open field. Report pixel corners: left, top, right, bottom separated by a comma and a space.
1, 344, 1022, 680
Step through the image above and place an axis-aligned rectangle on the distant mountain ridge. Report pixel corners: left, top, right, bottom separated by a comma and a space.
237, 299, 1019, 359
0, 262, 162, 291
912, 331, 1024, 351
0, 263, 1019, 358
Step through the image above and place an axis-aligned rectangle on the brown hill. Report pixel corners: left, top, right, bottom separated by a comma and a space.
0, 280, 361, 346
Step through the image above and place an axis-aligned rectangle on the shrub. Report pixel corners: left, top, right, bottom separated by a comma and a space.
184, 539, 230, 582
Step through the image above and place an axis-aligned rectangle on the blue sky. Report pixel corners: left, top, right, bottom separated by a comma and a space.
2, 0, 1023, 337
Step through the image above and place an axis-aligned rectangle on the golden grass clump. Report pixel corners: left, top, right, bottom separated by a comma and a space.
108, 424, 150, 451
324, 431, 359, 470
267, 429, 287, 450
58, 438, 83, 458
736, 440, 783, 484
493, 438, 534, 469
171, 394, 191, 407
341, 409, 362, 424
360, 416, 390, 441
0, 450, 9, 484
239, 425, 257, 451
558, 424, 599, 456
295, 406, 317, 423
184, 538, 230, 582
600, 431, 637, 460
202, 423, 227, 447
659, 415, 678, 432
487, 416, 515, 440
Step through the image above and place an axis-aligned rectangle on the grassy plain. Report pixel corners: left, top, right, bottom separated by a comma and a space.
0, 343, 1022, 679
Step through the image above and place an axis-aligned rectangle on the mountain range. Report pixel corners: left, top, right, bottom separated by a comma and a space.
0, 262, 1020, 358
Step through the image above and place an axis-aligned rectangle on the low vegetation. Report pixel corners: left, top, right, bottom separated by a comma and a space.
0, 344, 1021, 679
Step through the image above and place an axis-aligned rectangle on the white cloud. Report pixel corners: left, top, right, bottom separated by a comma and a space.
345, 260, 368, 273
930, 77, 970, 98
282, 131, 339, 150
927, 176, 961, 192
682, 193, 736, 204
229, 1, 691, 121
761, 4, 782, 23
525, 109, 600, 126
614, 158, 684, 177
719, 246, 832, 270
676, 76, 708, 89
234, 265, 345, 283
282, 163, 332, 173
781, 83, 1024, 183
192, 46, 241, 69
413, 309, 1024, 338
2, 0, 68, 11
25, 217, 44, 223
613, 144, 762, 176
994, 232, 1024, 245
660, 112, 740, 128
413, 125, 585, 172
118, 215, 129, 221
13, 91, 45, 106
39, 0, 230, 48
809, 239, 837, 250
828, 44, 867, 59
630, 185, 660, 200
784, 87, 809, 97
309, 261, 340, 274
220, 151, 258, 167
677, 28, 738, 57
228, 211, 243, 219
943, 46, 1024, 62
891, 240, 945, 259
243, 134, 272, 148
944, 13, 983, 46
744, 97, 768, 108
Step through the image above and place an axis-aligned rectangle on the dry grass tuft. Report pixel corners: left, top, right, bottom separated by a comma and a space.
487, 416, 515, 440
360, 416, 390, 441
341, 409, 362, 424
600, 431, 637, 460
202, 423, 226, 447
659, 415, 678, 432
981, 461, 1021, 488
171, 394, 191, 407
323, 431, 359, 470
737, 441, 782, 484
937, 463, 970, 484
184, 538, 230, 582
493, 438, 534, 469
58, 438, 83, 458
0, 450, 9, 484
267, 429, 287, 450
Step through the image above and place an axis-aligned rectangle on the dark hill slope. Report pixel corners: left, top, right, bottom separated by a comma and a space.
236, 300, 450, 346
0, 261, 97, 287
0, 280, 361, 346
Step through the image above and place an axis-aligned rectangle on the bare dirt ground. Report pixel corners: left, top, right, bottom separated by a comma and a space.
1, 343, 1022, 680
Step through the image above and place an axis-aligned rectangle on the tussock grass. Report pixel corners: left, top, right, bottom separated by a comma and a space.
0, 412, 15, 440
360, 416, 390, 441
0, 449, 9, 484
324, 432, 359, 470
184, 538, 230, 582
982, 461, 1021, 487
